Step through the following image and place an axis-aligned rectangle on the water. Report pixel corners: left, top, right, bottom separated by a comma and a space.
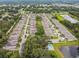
47, 44, 54, 50
60, 46, 79, 58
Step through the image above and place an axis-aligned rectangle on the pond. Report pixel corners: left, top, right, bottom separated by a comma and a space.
60, 46, 79, 58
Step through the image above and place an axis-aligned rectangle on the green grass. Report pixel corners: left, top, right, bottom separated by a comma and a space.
49, 50, 64, 58
49, 50, 58, 58
35, 16, 45, 36
56, 14, 64, 21
51, 36, 58, 39
53, 40, 79, 48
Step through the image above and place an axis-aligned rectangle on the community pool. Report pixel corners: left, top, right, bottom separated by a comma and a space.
47, 44, 54, 50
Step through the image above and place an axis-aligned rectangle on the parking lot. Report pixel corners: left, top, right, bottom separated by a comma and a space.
46, 14, 77, 41
29, 14, 37, 35
41, 14, 66, 43
3, 15, 28, 50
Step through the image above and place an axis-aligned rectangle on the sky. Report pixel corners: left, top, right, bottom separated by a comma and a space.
0, 0, 79, 4
0, 0, 79, 2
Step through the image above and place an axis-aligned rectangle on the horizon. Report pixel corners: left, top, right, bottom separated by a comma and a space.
0, 0, 79, 4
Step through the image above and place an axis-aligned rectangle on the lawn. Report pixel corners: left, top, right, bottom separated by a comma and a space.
49, 49, 64, 58
53, 40, 79, 48
35, 16, 45, 36
50, 36, 58, 40
56, 14, 64, 21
